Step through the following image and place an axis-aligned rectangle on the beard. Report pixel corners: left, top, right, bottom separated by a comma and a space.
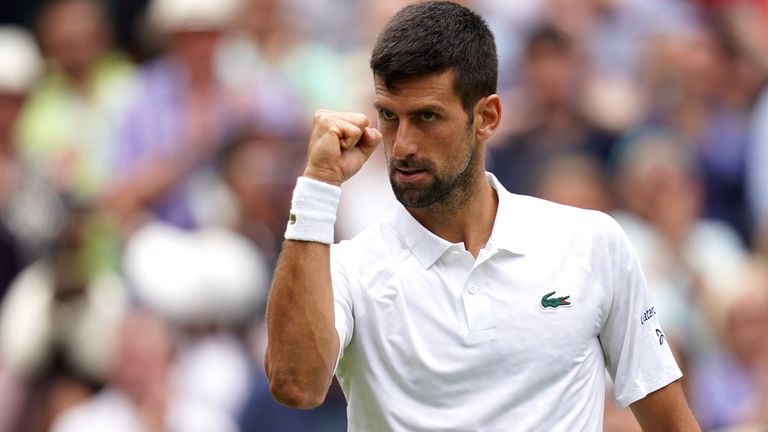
388, 132, 478, 209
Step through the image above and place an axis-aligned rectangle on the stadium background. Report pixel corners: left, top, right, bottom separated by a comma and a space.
0, 0, 767, 430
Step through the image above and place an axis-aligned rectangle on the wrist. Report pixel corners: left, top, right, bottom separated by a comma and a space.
284, 176, 342, 244
302, 167, 342, 187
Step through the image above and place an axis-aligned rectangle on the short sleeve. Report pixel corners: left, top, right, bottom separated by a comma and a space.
597, 214, 682, 408
330, 244, 354, 372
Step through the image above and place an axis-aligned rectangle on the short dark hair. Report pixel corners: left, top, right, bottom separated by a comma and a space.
370, 1, 498, 113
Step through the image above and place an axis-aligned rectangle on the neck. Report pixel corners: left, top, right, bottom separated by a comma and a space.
408, 170, 498, 258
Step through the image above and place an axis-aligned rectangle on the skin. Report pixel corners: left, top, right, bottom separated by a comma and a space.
631, 380, 701, 431
264, 70, 701, 431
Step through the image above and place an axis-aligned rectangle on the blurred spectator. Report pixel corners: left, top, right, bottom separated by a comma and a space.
472, 0, 546, 91
0, 205, 128, 432
0, 26, 65, 296
611, 128, 749, 364
280, 0, 362, 51
488, 24, 617, 195
547, 0, 699, 79
0, 26, 65, 431
15, 0, 136, 201
50, 311, 180, 432
121, 219, 270, 430
107, 0, 299, 231
217, 131, 303, 264
214, 0, 351, 117
641, 23, 760, 245
532, 153, 614, 213
689, 259, 768, 430
122, 221, 267, 327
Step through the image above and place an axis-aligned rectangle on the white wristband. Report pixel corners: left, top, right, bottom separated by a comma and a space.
284, 176, 342, 244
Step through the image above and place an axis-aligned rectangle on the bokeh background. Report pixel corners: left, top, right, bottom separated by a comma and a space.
0, 0, 767, 430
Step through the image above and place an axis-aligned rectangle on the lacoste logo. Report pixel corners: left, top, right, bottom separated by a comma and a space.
289, 213, 297, 225
541, 291, 571, 309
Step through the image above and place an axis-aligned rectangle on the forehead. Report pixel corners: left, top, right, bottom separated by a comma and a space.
373, 70, 461, 109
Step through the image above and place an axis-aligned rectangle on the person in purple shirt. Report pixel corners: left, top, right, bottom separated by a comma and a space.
108, 0, 301, 230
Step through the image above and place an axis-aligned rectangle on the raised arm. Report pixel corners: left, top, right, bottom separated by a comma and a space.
264, 110, 381, 409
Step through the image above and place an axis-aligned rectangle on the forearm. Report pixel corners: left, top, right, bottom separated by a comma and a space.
265, 240, 339, 409
263, 109, 380, 408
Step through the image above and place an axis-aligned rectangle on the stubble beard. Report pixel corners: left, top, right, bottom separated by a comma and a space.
388, 130, 479, 210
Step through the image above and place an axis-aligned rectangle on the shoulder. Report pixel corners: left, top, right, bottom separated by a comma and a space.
509, 193, 621, 243
497, 193, 633, 278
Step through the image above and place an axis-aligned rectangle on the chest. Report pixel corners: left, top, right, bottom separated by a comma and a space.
350, 250, 607, 390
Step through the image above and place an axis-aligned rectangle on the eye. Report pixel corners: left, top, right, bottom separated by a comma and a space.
420, 112, 439, 122
379, 109, 397, 121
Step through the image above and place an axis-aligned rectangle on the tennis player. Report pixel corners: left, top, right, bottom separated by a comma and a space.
265, 2, 700, 430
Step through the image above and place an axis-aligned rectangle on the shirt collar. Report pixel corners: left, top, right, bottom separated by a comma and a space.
392, 172, 531, 269
485, 172, 531, 257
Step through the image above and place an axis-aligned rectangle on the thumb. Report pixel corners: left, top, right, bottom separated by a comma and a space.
357, 127, 382, 159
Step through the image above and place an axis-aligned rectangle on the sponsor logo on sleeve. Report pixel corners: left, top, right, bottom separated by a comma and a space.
640, 306, 656, 325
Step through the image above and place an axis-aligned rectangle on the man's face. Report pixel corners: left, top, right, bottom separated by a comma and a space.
374, 70, 479, 208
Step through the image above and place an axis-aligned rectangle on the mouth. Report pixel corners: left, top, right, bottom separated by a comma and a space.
393, 168, 429, 183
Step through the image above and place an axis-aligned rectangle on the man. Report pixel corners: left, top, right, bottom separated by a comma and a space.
265, 2, 701, 430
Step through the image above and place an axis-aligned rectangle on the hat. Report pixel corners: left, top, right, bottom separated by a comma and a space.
0, 26, 42, 94
148, 0, 241, 33
123, 221, 269, 326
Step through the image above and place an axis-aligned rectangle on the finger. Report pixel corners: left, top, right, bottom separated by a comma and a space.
331, 119, 365, 149
357, 127, 382, 158
314, 109, 369, 130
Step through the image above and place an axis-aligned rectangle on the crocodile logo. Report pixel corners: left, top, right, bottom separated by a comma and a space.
289, 213, 297, 225
541, 291, 571, 309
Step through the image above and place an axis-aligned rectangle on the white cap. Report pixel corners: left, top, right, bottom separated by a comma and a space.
123, 221, 269, 326
0, 26, 42, 94
148, 0, 241, 33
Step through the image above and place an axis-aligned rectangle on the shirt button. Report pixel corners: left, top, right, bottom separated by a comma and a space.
467, 285, 479, 295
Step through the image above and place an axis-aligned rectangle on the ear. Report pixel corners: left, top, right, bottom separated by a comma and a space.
473, 94, 502, 143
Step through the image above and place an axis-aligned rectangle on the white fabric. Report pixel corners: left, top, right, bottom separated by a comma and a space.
613, 210, 748, 358
330, 173, 681, 431
51, 389, 145, 432
148, 0, 240, 33
123, 222, 269, 325
173, 334, 252, 419
0, 26, 41, 94
51, 388, 238, 432
284, 176, 341, 244
0, 263, 127, 380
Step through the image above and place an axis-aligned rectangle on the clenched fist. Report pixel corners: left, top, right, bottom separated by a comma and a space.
303, 110, 382, 186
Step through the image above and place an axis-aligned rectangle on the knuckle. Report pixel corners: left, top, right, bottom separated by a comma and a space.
313, 109, 331, 124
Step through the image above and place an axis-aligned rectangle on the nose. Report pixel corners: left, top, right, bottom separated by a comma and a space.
391, 121, 418, 159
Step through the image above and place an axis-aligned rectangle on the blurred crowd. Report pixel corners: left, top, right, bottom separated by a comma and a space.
0, 0, 766, 431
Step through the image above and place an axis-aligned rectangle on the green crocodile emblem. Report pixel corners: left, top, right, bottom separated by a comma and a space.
541, 291, 571, 309
289, 213, 297, 225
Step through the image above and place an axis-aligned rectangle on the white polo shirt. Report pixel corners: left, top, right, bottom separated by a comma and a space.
330, 173, 681, 431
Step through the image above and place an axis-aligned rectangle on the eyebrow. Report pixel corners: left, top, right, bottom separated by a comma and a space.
372, 102, 446, 115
